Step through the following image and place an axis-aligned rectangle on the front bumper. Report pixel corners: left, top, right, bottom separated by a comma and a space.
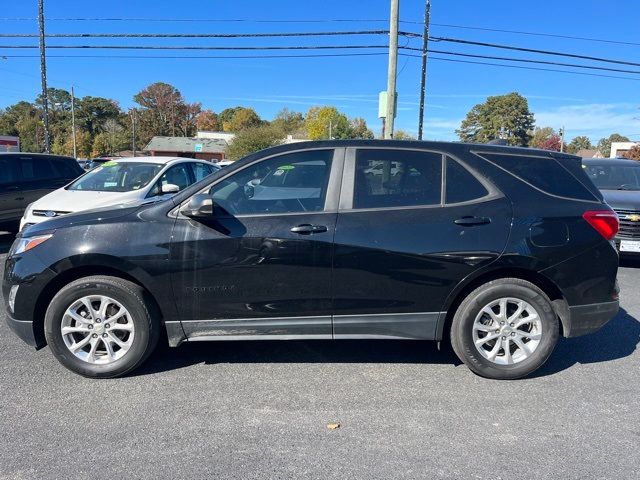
565, 300, 619, 337
5, 313, 42, 348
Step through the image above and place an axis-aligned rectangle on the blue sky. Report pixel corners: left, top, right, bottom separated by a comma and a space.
0, 0, 639, 143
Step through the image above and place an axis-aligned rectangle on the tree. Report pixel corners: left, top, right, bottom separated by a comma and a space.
304, 106, 351, 140
133, 82, 201, 144
0, 101, 44, 152
538, 134, 563, 151
75, 96, 122, 136
271, 108, 305, 135
597, 133, 630, 157
349, 117, 374, 139
623, 144, 640, 160
226, 124, 283, 160
530, 127, 556, 148
394, 130, 416, 140
195, 109, 221, 131
567, 136, 593, 154
223, 107, 262, 132
218, 106, 244, 126
456, 92, 534, 146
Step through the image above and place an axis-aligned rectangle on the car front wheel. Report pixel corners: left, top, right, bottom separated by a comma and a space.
450, 278, 559, 380
44, 276, 159, 378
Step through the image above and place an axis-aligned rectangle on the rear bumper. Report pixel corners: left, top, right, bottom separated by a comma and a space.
565, 300, 619, 337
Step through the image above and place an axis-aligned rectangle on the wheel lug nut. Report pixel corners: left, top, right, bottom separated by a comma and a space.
495, 329, 500, 333
96, 319, 101, 323
92, 333, 98, 338
510, 332, 516, 336
88, 324, 93, 329
510, 323, 514, 327
105, 324, 110, 329
502, 336, 506, 340
102, 333, 107, 338
500, 321, 505, 325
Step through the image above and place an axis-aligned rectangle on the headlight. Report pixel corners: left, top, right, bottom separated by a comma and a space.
12, 234, 53, 255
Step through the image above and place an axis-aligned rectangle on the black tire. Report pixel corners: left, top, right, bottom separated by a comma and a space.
44, 275, 160, 378
450, 278, 559, 380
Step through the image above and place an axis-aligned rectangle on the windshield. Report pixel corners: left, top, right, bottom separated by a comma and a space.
260, 162, 327, 188
584, 164, 640, 191
68, 162, 164, 192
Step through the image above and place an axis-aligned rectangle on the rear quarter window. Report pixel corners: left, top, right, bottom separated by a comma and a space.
475, 152, 597, 201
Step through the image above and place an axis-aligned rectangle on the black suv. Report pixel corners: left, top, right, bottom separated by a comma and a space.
583, 157, 640, 254
0, 153, 84, 231
3, 141, 619, 379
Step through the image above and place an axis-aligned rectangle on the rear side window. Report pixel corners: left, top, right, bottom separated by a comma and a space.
19, 157, 56, 181
50, 158, 81, 179
445, 157, 488, 204
354, 149, 442, 209
191, 162, 215, 182
477, 152, 596, 201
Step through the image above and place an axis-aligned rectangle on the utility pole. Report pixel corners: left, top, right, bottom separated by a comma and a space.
328, 119, 333, 140
417, 0, 431, 140
38, 0, 50, 152
384, 0, 400, 139
131, 108, 137, 156
560, 126, 565, 152
70, 86, 77, 158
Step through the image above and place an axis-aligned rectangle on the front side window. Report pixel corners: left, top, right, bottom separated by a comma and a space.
353, 149, 442, 209
67, 161, 163, 192
209, 149, 333, 216
0, 158, 16, 184
148, 164, 193, 197
191, 162, 216, 182
50, 158, 81, 179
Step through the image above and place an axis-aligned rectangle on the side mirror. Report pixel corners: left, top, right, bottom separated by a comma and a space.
161, 183, 180, 194
180, 194, 214, 218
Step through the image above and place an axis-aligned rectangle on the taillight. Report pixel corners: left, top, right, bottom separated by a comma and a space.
582, 210, 619, 240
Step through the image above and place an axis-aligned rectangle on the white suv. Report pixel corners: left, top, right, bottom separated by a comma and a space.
21, 156, 218, 230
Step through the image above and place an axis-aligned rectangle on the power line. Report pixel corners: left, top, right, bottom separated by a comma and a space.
430, 36, 640, 68
0, 30, 420, 38
0, 44, 390, 51
402, 46, 640, 75
401, 53, 640, 82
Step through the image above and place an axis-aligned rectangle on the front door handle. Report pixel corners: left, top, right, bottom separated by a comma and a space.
290, 224, 328, 234
454, 216, 491, 226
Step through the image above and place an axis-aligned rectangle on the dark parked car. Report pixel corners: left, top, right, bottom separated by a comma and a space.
583, 158, 640, 254
3, 141, 619, 379
0, 153, 84, 231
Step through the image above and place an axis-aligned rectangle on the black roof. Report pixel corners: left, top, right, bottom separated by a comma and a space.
0, 152, 76, 161
248, 139, 578, 159
582, 157, 640, 167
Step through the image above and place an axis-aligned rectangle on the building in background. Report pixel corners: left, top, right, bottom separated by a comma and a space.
576, 149, 604, 159
144, 136, 227, 161
0, 135, 20, 152
610, 142, 639, 158
196, 131, 236, 144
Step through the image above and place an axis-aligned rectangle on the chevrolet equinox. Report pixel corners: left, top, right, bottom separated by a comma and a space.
3, 141, 620, 379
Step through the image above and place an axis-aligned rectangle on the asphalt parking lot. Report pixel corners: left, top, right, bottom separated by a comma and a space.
1, 230, 638, 480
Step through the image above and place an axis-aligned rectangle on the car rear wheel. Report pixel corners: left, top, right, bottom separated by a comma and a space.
44, 275, 159, 378
450, 278, 559, 379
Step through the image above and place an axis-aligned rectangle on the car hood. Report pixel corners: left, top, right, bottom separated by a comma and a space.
600, 189, 640, 211
22, 197, 167, 236
31, 189, 143, 213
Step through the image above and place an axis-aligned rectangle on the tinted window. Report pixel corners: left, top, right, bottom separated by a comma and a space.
445, 157, 488, 204
209, 149, 333, 215
0, 158, 16, 184
191, 162, 215, 182
50, 158, 81, 179
19, 157, 56, 181
354, 149, 442, 209
478, 152, 596, 201
584, 164, 640, 191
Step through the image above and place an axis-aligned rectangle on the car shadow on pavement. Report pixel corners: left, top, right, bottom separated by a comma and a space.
136, 307, 640, 378
136, 338, 462, 377
532, 307, 640, 377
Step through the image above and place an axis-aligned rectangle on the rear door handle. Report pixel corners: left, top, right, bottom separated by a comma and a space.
290, 224, 328, 234
454, 216, 491, 226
